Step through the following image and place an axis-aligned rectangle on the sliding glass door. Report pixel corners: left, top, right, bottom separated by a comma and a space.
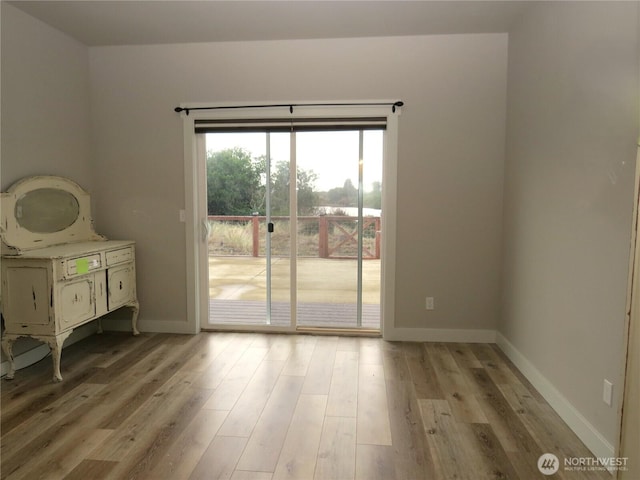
202, 125, 382, 331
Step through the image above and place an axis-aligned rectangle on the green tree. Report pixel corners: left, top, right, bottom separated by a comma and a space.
270, 161, 318, 215
327, 179, 358, 207
207, 148, 264, 215
364, 181, 382, 209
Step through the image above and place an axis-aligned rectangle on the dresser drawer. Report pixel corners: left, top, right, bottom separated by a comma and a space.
106, 247, 133, 266
66, 254, 102, 276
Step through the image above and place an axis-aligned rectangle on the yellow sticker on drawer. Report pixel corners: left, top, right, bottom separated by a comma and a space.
76, 258, 89, 274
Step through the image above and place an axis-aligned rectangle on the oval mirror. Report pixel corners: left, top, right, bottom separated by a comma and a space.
15, 188, 80, 233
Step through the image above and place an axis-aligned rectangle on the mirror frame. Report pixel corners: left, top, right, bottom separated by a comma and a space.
1, 176, 103, 253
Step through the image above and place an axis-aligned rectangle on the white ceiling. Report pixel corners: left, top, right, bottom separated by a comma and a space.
8, 1, 531, 47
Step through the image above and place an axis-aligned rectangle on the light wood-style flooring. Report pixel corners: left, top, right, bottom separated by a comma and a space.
1, 332, 611, 479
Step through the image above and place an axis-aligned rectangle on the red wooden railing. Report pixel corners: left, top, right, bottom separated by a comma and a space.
207, 215, 381, 259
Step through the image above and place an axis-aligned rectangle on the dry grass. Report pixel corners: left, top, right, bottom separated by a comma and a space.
209, 221, 253, 255
208, 219, 377, 258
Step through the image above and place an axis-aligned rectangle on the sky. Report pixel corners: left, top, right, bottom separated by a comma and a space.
206, 130, 383, 192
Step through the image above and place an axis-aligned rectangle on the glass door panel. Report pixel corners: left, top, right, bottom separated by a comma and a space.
206, 132, 290, 327
295, 131, 381, 329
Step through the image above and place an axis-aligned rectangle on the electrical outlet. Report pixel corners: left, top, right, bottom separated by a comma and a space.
179, 209, 186, 223
425, 297, 435, 310
603, 379, 613, 407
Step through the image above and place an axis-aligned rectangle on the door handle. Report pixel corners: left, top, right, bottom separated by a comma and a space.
202, 219, 211, 242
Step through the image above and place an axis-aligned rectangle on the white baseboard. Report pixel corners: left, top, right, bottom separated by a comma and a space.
103, 317, 197, 335
495, 332, 615, 460
383, 327, 497, 343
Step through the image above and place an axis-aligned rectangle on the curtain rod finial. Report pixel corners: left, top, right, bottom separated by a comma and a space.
392, 101, 404, 113
174, 106, 190, 115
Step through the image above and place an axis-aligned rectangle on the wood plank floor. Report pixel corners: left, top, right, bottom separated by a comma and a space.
1, 332, 612, 480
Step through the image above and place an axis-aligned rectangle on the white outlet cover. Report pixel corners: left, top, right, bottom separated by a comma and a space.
426, 297, 435, 310
603, 379, 613, 406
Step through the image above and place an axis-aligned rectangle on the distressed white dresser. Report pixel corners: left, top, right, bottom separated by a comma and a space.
1, 176, 139, 382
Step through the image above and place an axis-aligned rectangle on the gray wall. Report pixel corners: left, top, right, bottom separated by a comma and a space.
500, 1, 639, 447
1, 4, 96, 359
87, 34, 508, 331
1, 3, 92, 190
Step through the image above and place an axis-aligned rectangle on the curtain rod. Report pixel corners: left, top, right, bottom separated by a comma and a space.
174, 101, 403, 116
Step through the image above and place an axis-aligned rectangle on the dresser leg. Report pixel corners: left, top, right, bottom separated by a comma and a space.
130, 301, 140, 336
45, 332, 71, 383
1, 336, 17, 380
